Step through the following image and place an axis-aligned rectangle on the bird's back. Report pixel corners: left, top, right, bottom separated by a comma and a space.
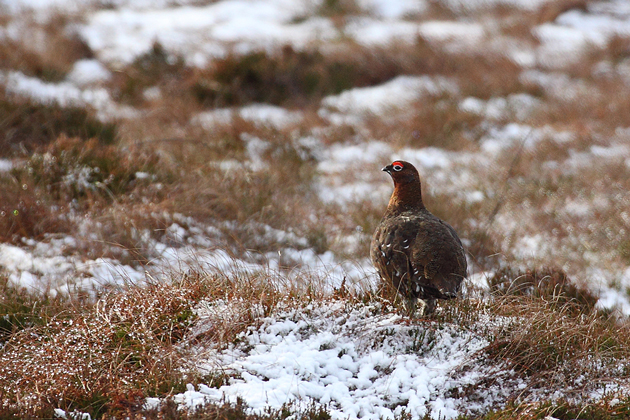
371, 208, 467, 300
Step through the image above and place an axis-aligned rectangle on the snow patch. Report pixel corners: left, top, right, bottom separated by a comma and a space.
395, 147, 453, 170
178, 302, 497, 419
437, 0, 552, 13
67, 59, 112, 86
357, 0, 427, 19
419, 21, 485, 52
194, 104, 303, 130
0, 159, 13, 172
1, 71, 138, 121
459, 94, 542, 122
480, 124, 574, 155
346, 18, 422, 47
319, 76, 458, 124
78, 1, 337, 66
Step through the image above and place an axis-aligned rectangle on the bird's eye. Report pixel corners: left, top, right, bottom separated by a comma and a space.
393, 164, 403, 171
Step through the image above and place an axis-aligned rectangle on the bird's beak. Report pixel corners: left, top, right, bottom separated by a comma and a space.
382, 164, 393, 174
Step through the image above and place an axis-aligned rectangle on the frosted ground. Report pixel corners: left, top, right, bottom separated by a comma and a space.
2, 0, 630, 418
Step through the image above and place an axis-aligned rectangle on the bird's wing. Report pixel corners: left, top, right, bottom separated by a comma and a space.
371, 217, 419, 297
410, 217, 467, 297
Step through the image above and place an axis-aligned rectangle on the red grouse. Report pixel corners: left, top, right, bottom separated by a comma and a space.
371, 160, 467, 315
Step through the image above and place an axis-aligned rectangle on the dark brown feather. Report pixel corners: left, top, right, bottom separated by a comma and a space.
371, 160, 467, 301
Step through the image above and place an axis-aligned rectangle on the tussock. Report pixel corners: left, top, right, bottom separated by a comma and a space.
0, 278, 205, 418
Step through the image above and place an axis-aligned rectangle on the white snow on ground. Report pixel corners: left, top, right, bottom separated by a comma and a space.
77, 0, 336, 66
598, 286, 630, 316
357, 0, 427, 19
437, 0, 552, 13
53, 408, 91, 420
316, 141, 392, 205
0, 71, 138, 120
177, 302, 507, 419
0, 220, 375, 297
557, 8, 630, 38
533, 23, 606, 69
0, 239, 144, 296
0, 159, 12, 172
459, 94, 543, 122
519, 70, 600, 102
345, 18, 423, 47
479, 123, 575, 155
318, 141, 392, 174
533, 4, 630, 69
194, 104, 304, 131
395, 147, 453, 171
319, 75, 458, 125
66, 59, 112, 86
0, 0, 91, 18
0, 0, 239, 17
418, 21, 485, 52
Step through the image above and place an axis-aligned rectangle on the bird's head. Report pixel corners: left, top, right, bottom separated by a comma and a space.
382, 160, 425, 213
382, 160, 420, 186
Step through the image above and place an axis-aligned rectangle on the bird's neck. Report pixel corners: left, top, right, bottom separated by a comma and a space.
385, 181, 426, 216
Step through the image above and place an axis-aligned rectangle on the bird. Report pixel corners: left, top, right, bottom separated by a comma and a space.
371, 160, 467, 315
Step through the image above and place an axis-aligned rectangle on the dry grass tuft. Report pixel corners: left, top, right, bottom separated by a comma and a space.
26, 136, 156, 201
140, 397, 332, 420
474, 396, 630, 420
364, 98, 483, 152
0, 275, 72, 343
0, 277, 207, 418
110, 42, 189, 107
0, 91, 117, 157
483, 293, 630, 394
0, 15, 92, 82
191, 46, 399, 108
0, 135, 164, 243
149, 126, 323, 254
489, 266, 598, 313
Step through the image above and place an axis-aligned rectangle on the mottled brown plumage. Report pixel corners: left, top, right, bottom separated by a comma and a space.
371, 160, 467, 314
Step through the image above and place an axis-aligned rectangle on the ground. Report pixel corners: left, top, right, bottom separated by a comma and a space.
1, 0, 630, 419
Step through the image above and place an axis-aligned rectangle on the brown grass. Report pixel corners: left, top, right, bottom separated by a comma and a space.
140, 397, 332, 420
107, 34, 541, 117
0, 90, 117, 157
363, 96, 483, 152
429, 283, 630, 414
0, 274, 74, 343
2, 266, 630, 419
0, 168, 72, 242
489, 266, 598, 313
0, 277, 206, 418
0, 15, 92, 82
483, 294, 630, 395
472, 397, 630, 420
0, 135, 164, 244
0, 268, 337, 419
